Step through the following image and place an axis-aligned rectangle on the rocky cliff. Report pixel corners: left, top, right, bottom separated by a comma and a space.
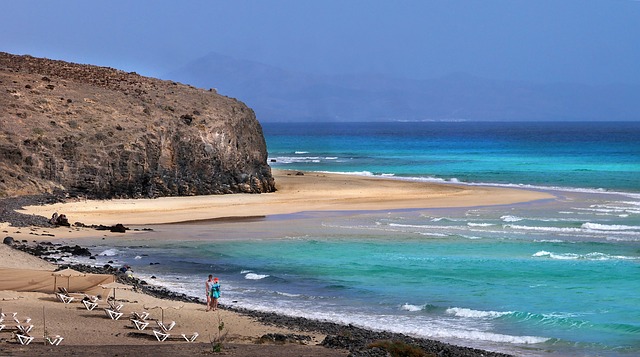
0, 52, 275, 198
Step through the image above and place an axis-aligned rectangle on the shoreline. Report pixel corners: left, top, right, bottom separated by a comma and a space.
0, 170, 551, 355
0, 240, 513, 357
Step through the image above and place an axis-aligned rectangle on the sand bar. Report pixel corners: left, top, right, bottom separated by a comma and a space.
17, 169, 554, 226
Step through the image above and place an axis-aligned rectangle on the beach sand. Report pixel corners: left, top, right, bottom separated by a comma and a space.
16, 169, 554, 226
1, 170, 550, 355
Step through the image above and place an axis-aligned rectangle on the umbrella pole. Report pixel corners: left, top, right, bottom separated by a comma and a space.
43, 306, 46, 341
53, 276, 57, 293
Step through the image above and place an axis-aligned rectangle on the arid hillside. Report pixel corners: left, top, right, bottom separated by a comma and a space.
0, 52, 275, 198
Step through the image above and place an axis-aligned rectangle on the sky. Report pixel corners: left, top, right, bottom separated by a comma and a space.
1, 0, 639, 86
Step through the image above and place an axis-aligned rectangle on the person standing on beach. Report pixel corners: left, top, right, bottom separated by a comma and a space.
210, 277, 221, 311
205, 274, 214, 311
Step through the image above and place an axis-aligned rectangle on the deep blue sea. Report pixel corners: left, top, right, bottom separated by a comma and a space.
69, 122, 640, 356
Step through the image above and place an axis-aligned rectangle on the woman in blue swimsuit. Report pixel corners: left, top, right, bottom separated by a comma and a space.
210, 277, 221, 311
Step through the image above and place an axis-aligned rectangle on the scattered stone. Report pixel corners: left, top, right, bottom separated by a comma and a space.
3, 236, 14, 245
110, 223, 127, 233
259, 333, 312, 345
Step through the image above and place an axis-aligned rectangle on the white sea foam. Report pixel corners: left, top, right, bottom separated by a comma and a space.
98, 248, 120, 256
446, 307, 510, 319
245, 273, 269, 280
417, 232, 449, 237
269, 156, 337, 164
294, 151, 309, 154
532, 250, 638, 261
460, 235, 483, 240
230, 300, 549, 345
505, 225, 583, 233
401, 303, 424, 312
501, 215, 523, 222
276, 291, 301, 297
581, 222, 640, 231
467, 223, 494, 227
134, 255, 142, 260
505, 224, 640, 237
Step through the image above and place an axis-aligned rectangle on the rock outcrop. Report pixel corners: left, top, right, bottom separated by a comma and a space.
0, 52, 275, 198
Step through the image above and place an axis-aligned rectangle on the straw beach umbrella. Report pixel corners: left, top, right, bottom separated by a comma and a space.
52, 268, 86, 292
144, 303, 184, 324
99, 281, 132, 300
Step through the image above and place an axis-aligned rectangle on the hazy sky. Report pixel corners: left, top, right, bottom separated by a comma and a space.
2, 0, 639, 85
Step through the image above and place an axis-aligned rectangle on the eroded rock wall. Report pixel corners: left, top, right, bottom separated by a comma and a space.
0, 52, 275, 198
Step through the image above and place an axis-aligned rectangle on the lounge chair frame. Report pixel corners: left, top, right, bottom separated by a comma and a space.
16, 333, 34, 345
181, 332, 199, 342
152, 329, 169, 341
104, 308, 123, 320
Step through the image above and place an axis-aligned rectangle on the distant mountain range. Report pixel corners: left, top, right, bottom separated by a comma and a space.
165, 52, 640, 122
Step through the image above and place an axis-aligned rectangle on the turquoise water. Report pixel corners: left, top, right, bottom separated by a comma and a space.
263, 121, 640, 192
71, 122, 640, 356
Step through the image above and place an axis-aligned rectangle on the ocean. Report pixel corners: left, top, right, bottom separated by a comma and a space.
66, 122, 640, 356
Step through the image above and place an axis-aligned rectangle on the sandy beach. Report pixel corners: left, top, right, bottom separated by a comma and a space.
0, 170, 551, 356
16, 169, 553, 226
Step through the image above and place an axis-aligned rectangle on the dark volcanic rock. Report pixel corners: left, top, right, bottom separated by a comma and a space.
110, 223, 127, 233
0, 52, 275, 199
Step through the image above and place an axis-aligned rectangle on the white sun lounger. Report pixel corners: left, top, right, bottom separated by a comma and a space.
16, 333, 34, 345
104, 308, 123, 320
131, 319, 149, 331
107, 300, 124, 311
45, 334, 64, 345
156, 320, 176, 332
153, 329, 169, 342
131, 311, 150, 320
55, 292, 75, 304
82, 299, 98, 311
181, 332, 199, 342
16, 324, 34, 334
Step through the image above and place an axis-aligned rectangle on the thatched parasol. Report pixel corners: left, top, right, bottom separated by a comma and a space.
52, 268, 86, 292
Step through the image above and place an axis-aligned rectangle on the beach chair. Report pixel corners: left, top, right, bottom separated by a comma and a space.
107, 299, 124, 312
14, 316, 31, 324
131, 311, 150, 320
1, 312, 18, 321
16, 324, 33, 334
181, 332, 199, 342
15, 333, 34, 345
131, 319, 149, 331
55, 292, 75, 304
82, 299, 98, 311
45, 334, 64, 345
156, 320, 176, 332
104, 308, 123, 320
152, 329, 169, 342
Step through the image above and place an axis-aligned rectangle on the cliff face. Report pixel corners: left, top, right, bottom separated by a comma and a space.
0, 52, 275, 198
